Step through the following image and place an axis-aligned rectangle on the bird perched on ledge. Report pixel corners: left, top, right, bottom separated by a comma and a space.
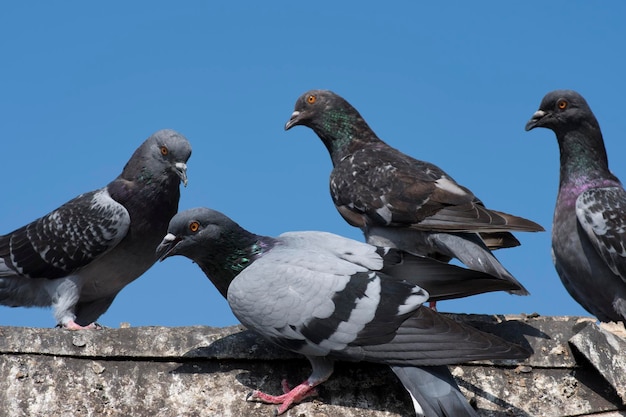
0, 129, 191, 330
284, 89, 544, 300
526, 90, 626, 324
157, 207, 530, 416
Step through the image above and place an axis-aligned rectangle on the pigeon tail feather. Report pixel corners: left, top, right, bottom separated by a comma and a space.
366, 227, 529, 295
431, 232, 529, 295
391, 365, 478, 417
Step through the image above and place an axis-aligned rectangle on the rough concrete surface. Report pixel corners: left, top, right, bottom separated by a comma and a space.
0, 314, 625, 417
570, 322, 626, 405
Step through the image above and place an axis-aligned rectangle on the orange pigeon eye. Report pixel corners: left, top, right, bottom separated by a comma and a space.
160, 146, 169, 156
189, 221, 200, 232
557, 99, 568, 110
307, 94, 316, 104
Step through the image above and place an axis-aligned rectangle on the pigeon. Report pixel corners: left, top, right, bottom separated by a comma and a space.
526, 90, 626, 324
157, 207, 530, 416
284, 90, 544, 299
0, 129, 191, 329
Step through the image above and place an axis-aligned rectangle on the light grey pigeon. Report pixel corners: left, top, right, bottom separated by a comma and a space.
157, 207, 530, 416
526, 90, 626, 324
284, 90, 544, 300
0, 129, 191, 329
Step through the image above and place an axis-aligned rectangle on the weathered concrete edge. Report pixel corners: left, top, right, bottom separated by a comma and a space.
570, 322, 626, 405
0, 314, 596, 368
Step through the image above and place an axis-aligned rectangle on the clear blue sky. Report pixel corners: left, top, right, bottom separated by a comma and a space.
1, 2, 625, 328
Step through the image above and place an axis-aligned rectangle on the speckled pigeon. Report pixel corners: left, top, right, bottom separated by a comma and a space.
0, 129, 191, 329
526, 90, 626, 324
284, 90, 544, 299
157, 207, 530, 416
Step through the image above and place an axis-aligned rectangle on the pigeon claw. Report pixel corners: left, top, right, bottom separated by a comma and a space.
246, 379, 318, 415
60, 320, 103, 330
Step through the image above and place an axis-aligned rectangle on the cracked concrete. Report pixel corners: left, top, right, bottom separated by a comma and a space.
1, 314, 625, 417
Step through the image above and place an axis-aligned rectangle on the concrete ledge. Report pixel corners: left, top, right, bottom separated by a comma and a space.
1, 314, 625, 416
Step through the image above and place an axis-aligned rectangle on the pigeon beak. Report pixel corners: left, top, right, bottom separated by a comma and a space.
175, 162, 188, 187
156, 233, 183, 261
525, 110, 546, 131
284, 111, 302, 131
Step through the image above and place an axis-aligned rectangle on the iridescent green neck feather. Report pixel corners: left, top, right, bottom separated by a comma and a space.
195, 235, 275, 299
226, 241, 267, 273
313, 107, 377, 165
558, 121, 613, 187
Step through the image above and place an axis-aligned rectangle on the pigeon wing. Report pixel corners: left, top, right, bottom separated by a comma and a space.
331, 146, 540, 233
343, 306, 530, 366
331, 147, 468, 228
227, 240, 428, 358
0, 188, 130, 279
576, 186, 626, 281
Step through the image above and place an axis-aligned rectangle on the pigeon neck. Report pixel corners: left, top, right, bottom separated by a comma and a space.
313, 110, 380, 165
224, 235, 274, 274
557, 124, 614, 187
195, 234, 275, 299
108, 167, 181, 221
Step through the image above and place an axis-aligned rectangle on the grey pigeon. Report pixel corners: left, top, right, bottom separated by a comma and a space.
284, 90, 544, 298
157, 207, 530, 416
0, 129, 191, 329
526, 90, 626, 323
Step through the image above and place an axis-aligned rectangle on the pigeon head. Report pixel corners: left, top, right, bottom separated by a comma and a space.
123, 129, 192, 187
284, 90, 354, 130
525, 90, 599, 136
526, 90, 610, 179
285, 90, 378, 163
157, 207, 271, 298
156, 207, 235, 261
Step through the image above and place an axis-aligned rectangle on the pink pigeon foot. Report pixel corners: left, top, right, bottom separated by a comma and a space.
61, 320, 103, 330
247, 379, 319, 415
429, 300, 438, 311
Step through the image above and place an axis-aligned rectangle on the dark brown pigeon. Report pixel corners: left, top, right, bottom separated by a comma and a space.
285, 90, 543, 297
